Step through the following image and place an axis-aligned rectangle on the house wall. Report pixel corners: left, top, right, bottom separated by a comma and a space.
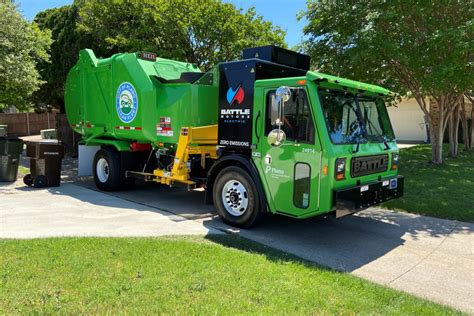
387, 99, 427, 143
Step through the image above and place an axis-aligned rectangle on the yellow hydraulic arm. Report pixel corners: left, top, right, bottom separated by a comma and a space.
153, 125, 218, 187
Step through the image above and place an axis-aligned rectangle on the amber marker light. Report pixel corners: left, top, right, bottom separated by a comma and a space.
297, 80, 306, 85
322, 165, 328, 176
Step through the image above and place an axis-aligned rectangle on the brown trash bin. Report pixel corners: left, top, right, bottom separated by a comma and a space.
23, 140, 65, 188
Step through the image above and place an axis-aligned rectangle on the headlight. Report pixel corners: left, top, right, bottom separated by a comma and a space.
335, 158, 346, 180
391, 153, 399, 170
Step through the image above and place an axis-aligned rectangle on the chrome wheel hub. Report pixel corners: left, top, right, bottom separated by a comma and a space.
221, 180, 249, 217
96, 158, 110, 183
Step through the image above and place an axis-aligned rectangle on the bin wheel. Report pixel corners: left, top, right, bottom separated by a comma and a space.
213, 166, 265, 228
23, 174, 33, 186
33, 175, 48, 188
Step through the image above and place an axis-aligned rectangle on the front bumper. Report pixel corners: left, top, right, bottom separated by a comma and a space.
334, 175, 404, 218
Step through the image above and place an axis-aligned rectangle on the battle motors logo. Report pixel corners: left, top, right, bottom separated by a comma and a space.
221, 85, 250, 121
226, 85, 245, 105
116, 82, 138, 123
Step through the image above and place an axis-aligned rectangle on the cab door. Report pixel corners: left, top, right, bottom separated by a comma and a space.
258, 86, 321, 217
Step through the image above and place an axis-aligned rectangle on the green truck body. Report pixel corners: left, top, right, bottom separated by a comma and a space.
65, 46, 403, 227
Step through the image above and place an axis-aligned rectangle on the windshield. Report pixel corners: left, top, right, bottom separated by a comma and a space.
318, 88, 395, 144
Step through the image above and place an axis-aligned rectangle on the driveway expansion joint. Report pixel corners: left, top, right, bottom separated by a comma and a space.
387, 222, 461, 285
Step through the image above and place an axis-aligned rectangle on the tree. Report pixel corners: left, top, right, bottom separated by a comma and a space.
77, 0, 286, 69
33, 5, 89, 111
0, 2, 51, 111
34, 0, 285, 110
301, 1, 473, 164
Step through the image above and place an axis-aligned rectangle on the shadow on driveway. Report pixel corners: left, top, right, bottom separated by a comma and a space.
32, 174, 470, 274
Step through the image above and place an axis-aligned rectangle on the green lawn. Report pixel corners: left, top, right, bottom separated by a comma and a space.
0, 236, 458, 314
383, 145, 474, 222
17, 165, 29, 177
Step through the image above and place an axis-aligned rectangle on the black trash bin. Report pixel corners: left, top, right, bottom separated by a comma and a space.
24, 140, 65, 188
0, 137, 24, 182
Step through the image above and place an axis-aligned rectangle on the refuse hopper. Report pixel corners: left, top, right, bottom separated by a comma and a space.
0, 137, 24, 182
24, 140, 65, 188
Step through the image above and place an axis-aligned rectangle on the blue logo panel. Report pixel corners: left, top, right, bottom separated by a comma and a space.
116, 82, 138, 123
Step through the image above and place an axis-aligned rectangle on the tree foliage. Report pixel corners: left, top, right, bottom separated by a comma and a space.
33, 5, 90, 110
77, 0, 285, 69
0, 2, 51, 111
301, 1, 473, 163
34, 0, 286, 109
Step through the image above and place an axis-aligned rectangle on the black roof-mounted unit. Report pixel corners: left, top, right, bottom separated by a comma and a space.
242, 45, 311, 71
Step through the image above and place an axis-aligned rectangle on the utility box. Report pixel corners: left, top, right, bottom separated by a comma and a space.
40, 129, 57, 139
23, 140, 65, 188
0, 125, 7, 137
0, 137, 23, 182
78, 144, 100, 177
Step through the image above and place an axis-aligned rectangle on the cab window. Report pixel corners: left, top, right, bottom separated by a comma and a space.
265, 88, 315, 144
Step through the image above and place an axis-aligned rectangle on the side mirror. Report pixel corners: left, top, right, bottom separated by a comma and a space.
268, 129, 286, 147
276, 86, 291, 103
268, 86, 291, 147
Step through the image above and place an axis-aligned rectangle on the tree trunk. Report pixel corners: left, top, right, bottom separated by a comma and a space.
465, 94, 474, 150
429, 98, 444, 164
460, 98, 470, 151
470, 98, 474, 150
430, 123, 444, 164
448, 102, 460, 157
448, 112, 455, 157
424, 114, 431, 143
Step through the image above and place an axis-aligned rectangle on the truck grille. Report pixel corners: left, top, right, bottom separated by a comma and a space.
350, 154, 389, 177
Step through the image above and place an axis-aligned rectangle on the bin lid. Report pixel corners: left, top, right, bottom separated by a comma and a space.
25, 139, 62, 145
0, 137, 24, 156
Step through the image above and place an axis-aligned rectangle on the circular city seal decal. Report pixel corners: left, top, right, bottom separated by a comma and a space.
116, 82, 138, 123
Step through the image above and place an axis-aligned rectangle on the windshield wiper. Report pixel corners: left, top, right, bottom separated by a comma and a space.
352, 142, 360, 153
361, 106, 390, 150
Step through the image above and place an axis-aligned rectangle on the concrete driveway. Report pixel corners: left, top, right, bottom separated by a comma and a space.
0, 181, 220, 238
1, 177, 473, 313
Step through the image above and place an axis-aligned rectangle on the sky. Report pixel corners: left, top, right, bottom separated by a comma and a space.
17, 0, 307, 48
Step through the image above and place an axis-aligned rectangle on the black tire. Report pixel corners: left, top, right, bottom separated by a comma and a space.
23, 174, 33, 186
33, 175, 48, 188
93, 148, 123, 191
213, 166, 265, 228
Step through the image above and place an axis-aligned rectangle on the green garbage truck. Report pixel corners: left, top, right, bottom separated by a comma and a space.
65, 46, 404, 228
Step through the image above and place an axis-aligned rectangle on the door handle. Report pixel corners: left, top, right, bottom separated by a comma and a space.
255, 111, 261, 142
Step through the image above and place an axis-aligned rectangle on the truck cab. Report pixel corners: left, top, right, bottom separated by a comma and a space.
249, 74, 402, 221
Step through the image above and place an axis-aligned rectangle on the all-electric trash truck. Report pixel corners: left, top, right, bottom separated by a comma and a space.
65, 46, 404, 228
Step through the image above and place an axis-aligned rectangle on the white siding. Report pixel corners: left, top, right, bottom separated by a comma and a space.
387, 99, 427, 142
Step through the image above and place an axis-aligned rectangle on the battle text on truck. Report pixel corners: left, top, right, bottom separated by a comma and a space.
65, 46, 404, 228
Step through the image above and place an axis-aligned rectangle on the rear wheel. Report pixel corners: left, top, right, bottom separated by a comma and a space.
213, 166, 265, 228
93, 148, 123, 191
33, 175, 48, 188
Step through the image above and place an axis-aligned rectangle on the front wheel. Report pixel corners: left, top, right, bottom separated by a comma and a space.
213, 166, 265, 228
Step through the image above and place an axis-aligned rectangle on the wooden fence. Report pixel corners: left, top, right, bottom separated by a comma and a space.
0, 112, 57, 137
